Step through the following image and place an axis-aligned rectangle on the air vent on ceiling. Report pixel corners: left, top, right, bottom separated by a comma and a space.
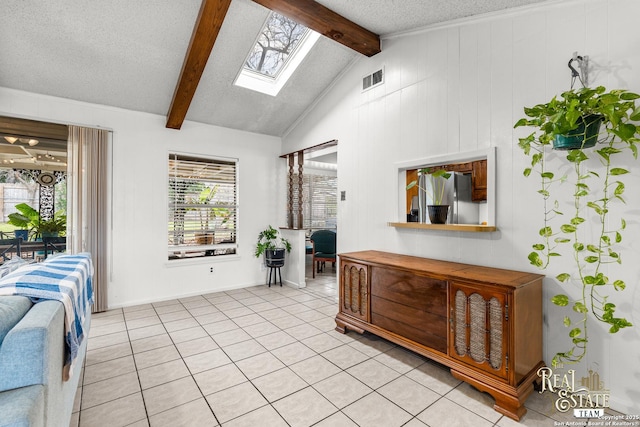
362, 68, 384, 91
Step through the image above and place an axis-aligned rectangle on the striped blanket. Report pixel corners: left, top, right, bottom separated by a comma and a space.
0, 253, 94, 379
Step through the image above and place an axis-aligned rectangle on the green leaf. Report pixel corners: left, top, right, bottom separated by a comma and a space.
617, 123, 636, 140
541, 172, 555, 179
610, 168, 629, 175
630, 106, 640, 121
587, 202, 604, 215
621, 218, 627, 230
561, 224, 576, 233
539, 227, 553, 237
532, 244, 545, 250
549, 252, 561, 257
532, 153, 543, 167
552, 294, 569, 306
569, 328, 582, 338
574, 243, 584, 251
528, 252, 543, 268
587, 244, 602, 253
584, 256, 599, 263
523, 168, 532, 177
406, 181, 418, 190
584, 275, 596, 285
566, 149, 588, 163
620, 91, 640, 100
613, 280, 626, 291
556, 273, 571, 282
563, 316, 571, 327
573, 302, 588, 313
614, 182, 625, 197
514, 118, 529, 128
615, 232, 622, 243
555, 238, 570, 243
570, 217, 585, 225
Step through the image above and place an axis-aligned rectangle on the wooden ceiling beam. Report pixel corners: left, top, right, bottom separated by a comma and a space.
251, 0, 380, 57
166, 0, 232, 130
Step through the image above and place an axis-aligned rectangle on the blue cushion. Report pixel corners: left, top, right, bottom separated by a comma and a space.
0, 296, 33, 344
0, 384, 45, 427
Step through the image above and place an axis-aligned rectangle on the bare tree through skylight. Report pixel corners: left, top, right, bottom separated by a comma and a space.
245, 13, 309, 77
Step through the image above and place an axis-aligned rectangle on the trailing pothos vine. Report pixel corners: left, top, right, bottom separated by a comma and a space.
515, 86, 640, 367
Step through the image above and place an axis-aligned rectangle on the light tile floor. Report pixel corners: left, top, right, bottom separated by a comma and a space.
70, 266, 602, 427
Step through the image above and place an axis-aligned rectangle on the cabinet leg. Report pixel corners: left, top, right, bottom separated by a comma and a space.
492, 393, 528, 421
334, 316, 365, 334
451, 369, 534, 422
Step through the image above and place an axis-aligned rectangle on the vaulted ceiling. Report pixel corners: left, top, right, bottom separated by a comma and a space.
1, 0, 549, 137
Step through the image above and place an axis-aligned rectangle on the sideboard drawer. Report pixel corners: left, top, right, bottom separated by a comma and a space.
370, 266, 447, 353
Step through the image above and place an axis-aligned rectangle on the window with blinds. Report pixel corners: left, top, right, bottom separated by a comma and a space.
168, 153, 238, 260
289, 173, 337, 230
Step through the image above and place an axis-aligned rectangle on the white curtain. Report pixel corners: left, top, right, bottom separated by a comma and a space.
68, 126, 110, 312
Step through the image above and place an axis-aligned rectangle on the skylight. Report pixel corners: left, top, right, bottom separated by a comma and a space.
234, 12, 320, 96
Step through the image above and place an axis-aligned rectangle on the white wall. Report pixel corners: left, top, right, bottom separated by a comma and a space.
283, 0, 640, 415
0, 87, 283, 307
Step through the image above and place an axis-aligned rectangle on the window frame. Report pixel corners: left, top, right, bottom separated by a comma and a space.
167, 151, 239, 262
234, 12, 320, 96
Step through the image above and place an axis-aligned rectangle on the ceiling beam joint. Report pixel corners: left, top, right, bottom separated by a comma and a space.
251, 0, 380, 57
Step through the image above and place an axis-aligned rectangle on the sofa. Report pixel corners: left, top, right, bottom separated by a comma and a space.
0, 255, 93, 427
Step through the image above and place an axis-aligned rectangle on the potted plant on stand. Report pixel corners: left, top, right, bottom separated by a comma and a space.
406, 168, 452, 224
515, 85, 640, 367
255, 225, 291, 266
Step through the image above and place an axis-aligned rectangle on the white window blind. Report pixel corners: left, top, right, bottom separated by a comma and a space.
289, 173, 337, 230
168, 153, 237, 260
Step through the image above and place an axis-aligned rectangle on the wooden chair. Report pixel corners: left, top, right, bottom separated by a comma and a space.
309, 230, 336, 278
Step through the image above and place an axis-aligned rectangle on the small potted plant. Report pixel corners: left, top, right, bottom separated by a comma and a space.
37, 212, 67, 238
514, 85, 640, 367
254, 225, 291, 267
406, 168, 452, 224
8, 203, 40, 240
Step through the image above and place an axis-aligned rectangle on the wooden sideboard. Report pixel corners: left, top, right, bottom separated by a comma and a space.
335, 250, 544, 421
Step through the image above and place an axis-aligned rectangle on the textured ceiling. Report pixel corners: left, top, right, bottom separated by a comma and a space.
0, 0, 550, 137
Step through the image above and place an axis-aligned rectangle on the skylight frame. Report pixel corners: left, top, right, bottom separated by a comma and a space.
234, 12, 320, 97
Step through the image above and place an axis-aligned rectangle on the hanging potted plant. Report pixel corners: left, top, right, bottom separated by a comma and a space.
406, 168, 452, 224
254, 225, 291, 267
515, 85, 640, 367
